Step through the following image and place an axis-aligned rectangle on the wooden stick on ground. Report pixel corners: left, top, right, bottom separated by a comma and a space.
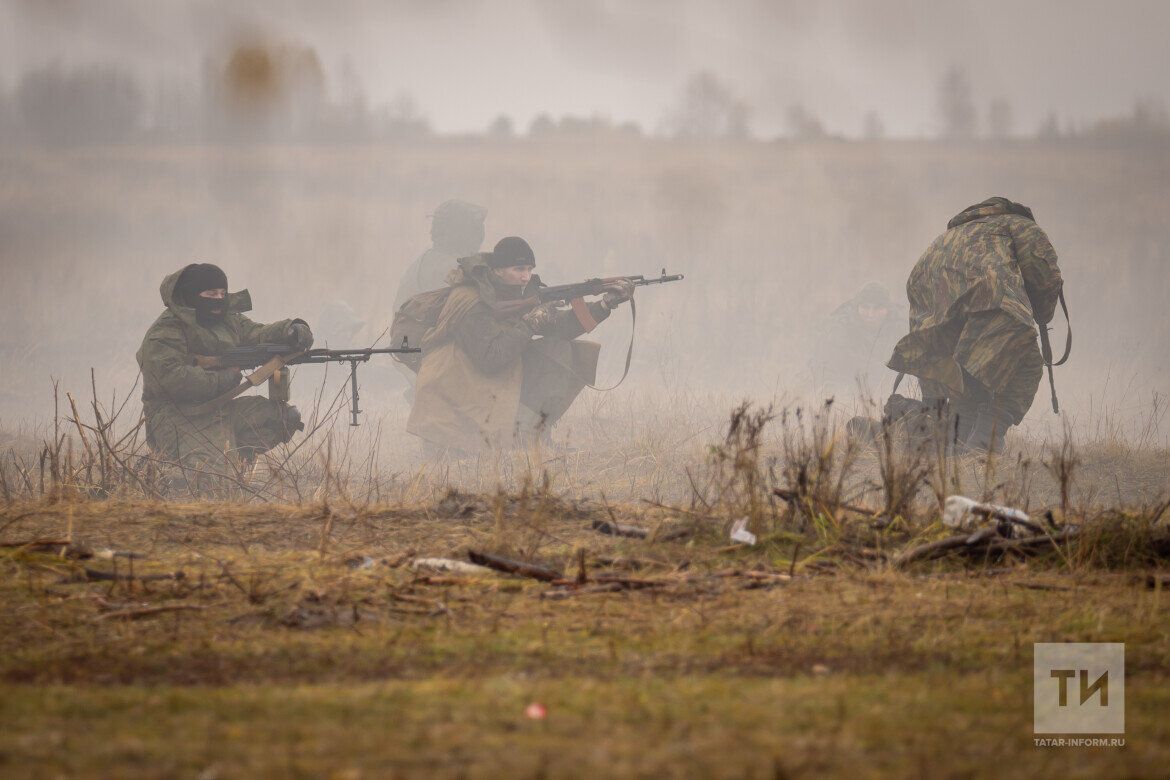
62, 568, 184, 584
892, 535, 971, 568
95, 603, 205, 621
590, 519, 648, 539
467, 550, 564, 582
541, 583, 625, 600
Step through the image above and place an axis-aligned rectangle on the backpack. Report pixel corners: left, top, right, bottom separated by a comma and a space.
390, 287, 452, 373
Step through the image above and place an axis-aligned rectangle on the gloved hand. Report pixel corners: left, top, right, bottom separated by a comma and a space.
602, 279, 635, 309
286, 320, 314, 350
216, 368, 243, 391
521, 303, 557, 335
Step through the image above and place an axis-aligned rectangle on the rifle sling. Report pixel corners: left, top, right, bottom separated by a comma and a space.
886, 293, 1070, 416
1039, 290, 1071, 414
570, 297, 599, 333
489, 294, 635, 392
583, 298, 636, 392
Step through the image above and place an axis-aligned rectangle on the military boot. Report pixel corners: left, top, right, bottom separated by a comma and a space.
960, 405, 1013, 454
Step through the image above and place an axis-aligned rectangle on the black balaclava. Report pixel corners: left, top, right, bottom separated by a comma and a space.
176, 263, 229, 327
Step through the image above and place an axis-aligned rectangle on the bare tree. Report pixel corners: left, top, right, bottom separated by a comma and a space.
528, 113, 556, 137
785, 103, 825, 140
936, 65, 976, 140
1090, 99, 1170, 146
370, 91, 431, 140
862, 111, 885, 140
0, 82, 15, 143
987, 98, 1014, 139
667, 71, 751, 140
1036, 110, 1061, 141
488, 114, 514, 138
17, 63, 144, 144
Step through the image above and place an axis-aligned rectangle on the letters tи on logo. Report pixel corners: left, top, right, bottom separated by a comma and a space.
1034, 643, 1125, 734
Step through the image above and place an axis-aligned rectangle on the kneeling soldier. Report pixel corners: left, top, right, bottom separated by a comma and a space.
407, 237, 632, 454
137, 263, 313, 487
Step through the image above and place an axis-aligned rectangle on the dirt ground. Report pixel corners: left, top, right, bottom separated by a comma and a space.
1, 496, 1167, 778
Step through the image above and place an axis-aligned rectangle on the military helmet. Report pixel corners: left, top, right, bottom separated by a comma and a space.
855, 281, 891, 307
430, 199, 487, 253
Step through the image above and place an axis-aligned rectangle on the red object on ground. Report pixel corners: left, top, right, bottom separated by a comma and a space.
525, 702, 547, 720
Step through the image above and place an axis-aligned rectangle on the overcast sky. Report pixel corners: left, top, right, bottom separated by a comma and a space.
2, 0, 1168, 137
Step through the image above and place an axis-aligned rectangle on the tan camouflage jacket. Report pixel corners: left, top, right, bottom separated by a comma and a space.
888, 197, 1064, 388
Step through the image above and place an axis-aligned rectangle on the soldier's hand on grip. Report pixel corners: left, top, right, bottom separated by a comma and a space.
217, 368, 243, 391
286, 320, 314, 351
521, 303, 557, 335
602, 279, 635, 309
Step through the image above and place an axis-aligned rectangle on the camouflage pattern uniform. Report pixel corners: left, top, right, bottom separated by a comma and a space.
812, 282, 905, 399
887, 197, 1063, 446
136, 266, 307, 482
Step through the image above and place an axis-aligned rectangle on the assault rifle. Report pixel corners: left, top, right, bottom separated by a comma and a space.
492, 269, 685, 332
536, 269, 685, 304
193, 342, 420, 426
496, 269, 685, 391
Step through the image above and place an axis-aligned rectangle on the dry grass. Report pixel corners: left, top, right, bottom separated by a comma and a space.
3, 136, 1170, 775
1, 490, 1169, 777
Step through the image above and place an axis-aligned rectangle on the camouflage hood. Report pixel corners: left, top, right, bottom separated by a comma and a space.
889, 199, 1063, 400
158, 265, 253, 328
138, 267, 295, 411
947, 197, 1035, 230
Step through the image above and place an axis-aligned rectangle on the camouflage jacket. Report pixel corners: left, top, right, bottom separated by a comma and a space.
406, 254, 610, 450
435, 253, 610, 375
136, 266, 296, 412
888, 197, 1063, 386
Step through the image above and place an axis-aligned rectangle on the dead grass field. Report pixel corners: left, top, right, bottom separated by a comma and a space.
1, 493, 1168, 778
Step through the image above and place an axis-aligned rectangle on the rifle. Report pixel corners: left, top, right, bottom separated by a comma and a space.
489, 269, 684, 391
193, 342, 420, 426
536, 269, 685, 302
539, 270, 684, 332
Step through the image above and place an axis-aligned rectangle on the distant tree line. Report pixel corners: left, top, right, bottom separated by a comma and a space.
0, 56, 1167, 147
0, 45, 433, 146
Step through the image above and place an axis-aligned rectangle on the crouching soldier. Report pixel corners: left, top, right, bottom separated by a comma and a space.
137, 263, 313, 488
406, 237, 632, 454
887, 197, 1065, 452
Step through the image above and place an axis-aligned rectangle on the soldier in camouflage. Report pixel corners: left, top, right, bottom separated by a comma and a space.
407, 237, 633, 454
137, 263, 313, 490
887, 197, 1064, 451
812, 281, 905, 400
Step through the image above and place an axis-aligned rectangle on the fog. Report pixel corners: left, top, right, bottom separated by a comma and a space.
3, 0, 1170, 136
2, 0, 1169, 453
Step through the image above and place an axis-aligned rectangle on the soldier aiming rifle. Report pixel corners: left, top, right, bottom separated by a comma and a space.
395, 236, 683, 454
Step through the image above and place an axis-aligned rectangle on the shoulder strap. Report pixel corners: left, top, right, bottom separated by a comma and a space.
585, 299, 636, 392
1051, 290, 1071, 366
